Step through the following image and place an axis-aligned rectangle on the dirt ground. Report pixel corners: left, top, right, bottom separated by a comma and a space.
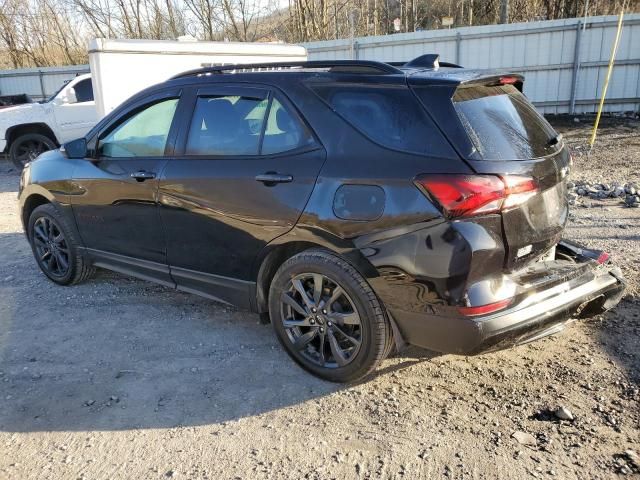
0, 117, 638, 480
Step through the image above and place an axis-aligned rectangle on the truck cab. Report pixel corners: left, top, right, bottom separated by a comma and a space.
0, 74, 98, 169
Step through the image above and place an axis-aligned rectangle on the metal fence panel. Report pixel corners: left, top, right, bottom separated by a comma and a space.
304, 14, 640, 114
0, 65, 89, 102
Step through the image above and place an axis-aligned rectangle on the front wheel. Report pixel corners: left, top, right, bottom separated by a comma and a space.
28, 203, 95, 285
269, 249, 393, 382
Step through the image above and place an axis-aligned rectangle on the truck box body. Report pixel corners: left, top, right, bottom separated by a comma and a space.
88, 38, 307, 117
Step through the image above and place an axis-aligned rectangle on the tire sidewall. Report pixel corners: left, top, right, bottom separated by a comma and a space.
269, 252, 386, 383
28, 204, 77, 285
10, 133, 57, 170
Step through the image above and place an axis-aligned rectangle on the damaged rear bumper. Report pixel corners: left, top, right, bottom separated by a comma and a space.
389, 241, 626, 355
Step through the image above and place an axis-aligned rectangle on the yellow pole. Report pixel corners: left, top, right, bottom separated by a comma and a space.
589, 10, 625, 150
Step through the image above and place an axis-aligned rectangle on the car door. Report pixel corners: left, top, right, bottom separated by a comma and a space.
71, 88, 184, 285
158, 85, 326, 307
53, 77, 99, 142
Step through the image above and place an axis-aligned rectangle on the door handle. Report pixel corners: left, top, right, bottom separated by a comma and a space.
131, 171, 156, 181
255, 172, 293, 185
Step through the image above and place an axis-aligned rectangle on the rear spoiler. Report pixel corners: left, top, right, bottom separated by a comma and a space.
458, 73, 524, 92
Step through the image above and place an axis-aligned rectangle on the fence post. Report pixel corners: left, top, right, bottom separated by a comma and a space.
38, 70, 46, 101
455, 32, 462, 65
569, 20, 583, 115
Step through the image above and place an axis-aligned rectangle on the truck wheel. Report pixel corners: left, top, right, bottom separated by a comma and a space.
9, 133, 57, 170
269, 249, 393, 383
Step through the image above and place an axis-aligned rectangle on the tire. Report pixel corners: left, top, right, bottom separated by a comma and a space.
9, 133, 57, 170
269, 249, 393, 383
27, 203, 95, 285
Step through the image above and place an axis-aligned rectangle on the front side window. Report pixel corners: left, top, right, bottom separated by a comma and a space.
186, 96, 266, 156
98, 98, 178, 158
72, 79, 94, 103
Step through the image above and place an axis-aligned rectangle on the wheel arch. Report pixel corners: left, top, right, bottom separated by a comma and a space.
21, 191, 54, 234
6, 123, 60, 149
253, 228, 380, 314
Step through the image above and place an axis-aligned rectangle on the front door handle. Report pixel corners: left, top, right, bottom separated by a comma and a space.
131, 170, 156, 182
255, 172, 293, 185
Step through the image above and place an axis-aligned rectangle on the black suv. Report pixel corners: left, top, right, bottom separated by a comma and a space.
18, 56, 625, 382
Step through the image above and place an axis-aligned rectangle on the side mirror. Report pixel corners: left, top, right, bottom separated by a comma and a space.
62, 138, 87, 159
66, 87, 78, 104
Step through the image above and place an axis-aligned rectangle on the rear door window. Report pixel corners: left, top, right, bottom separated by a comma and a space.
186, 96, 266, 156
262, 98, 314, 155
453, 85, 559, 160
309, 83, 454, 157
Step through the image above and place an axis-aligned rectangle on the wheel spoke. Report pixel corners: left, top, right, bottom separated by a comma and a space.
53, 233, 64, 244
327, 329, 348, 367
34, 224, 48, 242
54, 251, 68, 271
331, 324, 361, 347
325, 285, 344, 309
292, 278, 314, 310
282, 291, 307, 317
292, 328, 318, 351
283, 318, 312, 328
328, 311, 361, 326
40, 250, 51, 262
318, 331, 326, 366
312, 273, 323, 305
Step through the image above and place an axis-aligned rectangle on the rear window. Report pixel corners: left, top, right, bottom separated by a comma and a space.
309, 83, 455, 157
453, 85, 559, 160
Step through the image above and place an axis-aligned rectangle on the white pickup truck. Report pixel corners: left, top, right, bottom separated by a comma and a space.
0, 74, 97, 169
1, 38, 307, 169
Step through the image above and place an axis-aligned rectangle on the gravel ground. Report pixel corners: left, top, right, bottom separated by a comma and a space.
0, 116, 638, 480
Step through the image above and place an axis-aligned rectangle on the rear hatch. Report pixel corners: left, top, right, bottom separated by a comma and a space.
411, 74, 570, 270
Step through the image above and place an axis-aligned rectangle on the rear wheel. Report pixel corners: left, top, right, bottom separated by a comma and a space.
28, 203, 95, 285
269, 249, 392, 382
10, 133, 57, 170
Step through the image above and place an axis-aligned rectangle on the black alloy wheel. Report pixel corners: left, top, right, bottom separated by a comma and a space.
269, 249, 393, 382
31, 216, 70, 278
280, 272, 362, 368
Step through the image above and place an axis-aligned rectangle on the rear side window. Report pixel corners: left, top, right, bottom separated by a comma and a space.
453, 85, 558, 160
309, 84, 453, 157
262, 98, 314, 155
186, 96, 266, 156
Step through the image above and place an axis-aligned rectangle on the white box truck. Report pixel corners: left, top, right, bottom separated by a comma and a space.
88, 38, 307, 117
1, 38, 307, 169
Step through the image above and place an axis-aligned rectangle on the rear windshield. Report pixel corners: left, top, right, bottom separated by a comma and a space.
453, 84, 559, 160
308, 83, 456, 157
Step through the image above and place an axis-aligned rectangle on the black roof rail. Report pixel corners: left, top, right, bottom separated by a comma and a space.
171, 60, 403, 79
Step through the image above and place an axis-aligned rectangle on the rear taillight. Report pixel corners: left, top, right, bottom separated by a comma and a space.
415, 174, 538, 218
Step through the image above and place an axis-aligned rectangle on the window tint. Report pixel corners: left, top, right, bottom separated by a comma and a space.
99, 98, 178, 158
453, 85, 558, 160
186, 96, 266, 156
309, 83, 450, 156
262, 98, 313, 155
72, 79, 94, 103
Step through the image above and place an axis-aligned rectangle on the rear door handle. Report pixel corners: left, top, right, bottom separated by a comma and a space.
131, 171, 156, 181
255, 173, 293, 185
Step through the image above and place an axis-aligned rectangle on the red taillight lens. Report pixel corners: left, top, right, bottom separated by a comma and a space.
458, 298, 513, 316
415, 174, 505, 218
499, 76, 519, 85
415, 174, 538, 218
